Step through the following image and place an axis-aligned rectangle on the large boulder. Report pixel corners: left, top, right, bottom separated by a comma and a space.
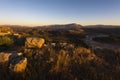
0, 52, 27, 73
9, 57, 27, 73
25, 37, 45, 48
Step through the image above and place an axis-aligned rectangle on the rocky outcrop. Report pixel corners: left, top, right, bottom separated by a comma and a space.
25, 37, 45, 48
0, 52, 27, 73
9, 57, 27, 73
0, 26, 13, 33
0, 26, 13, 36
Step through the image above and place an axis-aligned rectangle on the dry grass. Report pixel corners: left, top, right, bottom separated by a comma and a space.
1, 46, 120, 80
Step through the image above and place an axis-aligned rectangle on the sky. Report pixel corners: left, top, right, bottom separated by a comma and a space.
0, 0, 120, 26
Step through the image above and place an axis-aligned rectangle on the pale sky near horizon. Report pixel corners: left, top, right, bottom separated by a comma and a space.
0, 0, 120, 26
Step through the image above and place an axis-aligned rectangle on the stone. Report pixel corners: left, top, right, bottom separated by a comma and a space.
0, 53, 11, 63
9, 57, 27, 73
65, 44, 74, 49
51, 43, 56, 47
25, 37, 45, 48
59, 43, 67, 47
0, 52, 27, 73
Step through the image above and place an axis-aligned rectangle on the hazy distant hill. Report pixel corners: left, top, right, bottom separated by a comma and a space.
84, 25, 120, 28
35, 23, 83, 30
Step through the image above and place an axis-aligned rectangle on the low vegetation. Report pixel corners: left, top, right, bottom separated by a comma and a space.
0, 36, 13, 46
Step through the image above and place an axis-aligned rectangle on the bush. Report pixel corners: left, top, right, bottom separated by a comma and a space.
0, 36, 13, 46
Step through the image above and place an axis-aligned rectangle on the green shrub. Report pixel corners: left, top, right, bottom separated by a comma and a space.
0, 36, 13, 46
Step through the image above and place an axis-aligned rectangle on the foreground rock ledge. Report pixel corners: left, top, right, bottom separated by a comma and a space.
0, 52, 27, 73
9, 57, 27, 73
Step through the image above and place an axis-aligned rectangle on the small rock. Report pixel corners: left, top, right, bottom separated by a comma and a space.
0, 53, 11, 63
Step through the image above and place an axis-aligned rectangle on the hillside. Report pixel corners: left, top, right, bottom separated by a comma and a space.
0, 24, 120, 80
35, 23, 83, 30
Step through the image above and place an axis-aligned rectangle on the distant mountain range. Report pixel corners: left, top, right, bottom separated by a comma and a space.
0, 24, 120, 30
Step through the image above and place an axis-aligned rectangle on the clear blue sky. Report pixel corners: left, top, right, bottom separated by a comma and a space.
0, 0, 120, 26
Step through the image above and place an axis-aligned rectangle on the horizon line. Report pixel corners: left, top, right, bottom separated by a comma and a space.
0, 23, 120, 27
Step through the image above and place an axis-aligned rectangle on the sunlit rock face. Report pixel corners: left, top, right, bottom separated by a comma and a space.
0, 53, 11, 63
25, 37, 45, 48
9, 57, 27, 73
0, 52, 27, 73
